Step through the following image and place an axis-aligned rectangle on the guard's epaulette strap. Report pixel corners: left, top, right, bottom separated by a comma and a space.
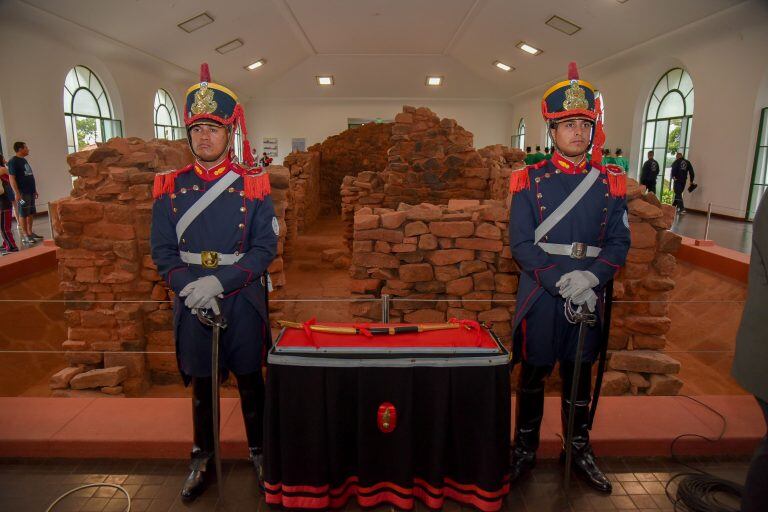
509, 167, 530, 194
602, 163, 627, 198
233, 163, 271, 200
152, 164, 193, 199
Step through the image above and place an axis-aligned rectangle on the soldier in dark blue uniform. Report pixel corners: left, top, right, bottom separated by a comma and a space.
151, 64, 277, 501
507, 62, 630, 492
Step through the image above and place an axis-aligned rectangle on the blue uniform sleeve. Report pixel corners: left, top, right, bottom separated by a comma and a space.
587, 198, 630, 285
509, 185, 564, 296
214, 194, 278, 294
150, 195, 194, 294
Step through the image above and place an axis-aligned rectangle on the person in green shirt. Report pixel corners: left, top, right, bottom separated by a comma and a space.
544, 147, 553, 160
614, 148, 629, 172
524, 146, 536, 165
533, 145, 545, 164
602, 148, 615, 166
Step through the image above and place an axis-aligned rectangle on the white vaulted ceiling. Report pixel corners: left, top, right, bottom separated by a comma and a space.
21, 0, 746, 100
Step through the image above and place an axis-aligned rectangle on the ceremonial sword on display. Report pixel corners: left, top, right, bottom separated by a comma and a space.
196, 300, 227, 497
563, 299, 597, 493
277, 321, 472, 335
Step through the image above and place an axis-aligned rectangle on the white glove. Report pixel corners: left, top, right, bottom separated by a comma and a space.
179, 275, 224, 310
570, 288, 597, 313
556, 270, 598, 299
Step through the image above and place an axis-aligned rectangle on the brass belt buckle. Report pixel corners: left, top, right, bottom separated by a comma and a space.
201, 251, 219, 269
570, 242, 587, 260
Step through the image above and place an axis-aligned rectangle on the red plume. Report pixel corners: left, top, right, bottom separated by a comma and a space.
568, 62, 579, 81
200, 63, 211, 82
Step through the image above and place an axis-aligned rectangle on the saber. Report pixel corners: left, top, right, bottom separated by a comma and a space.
196, 300, 227, 496
563, 301, 596, 492
277, 320, 467, 336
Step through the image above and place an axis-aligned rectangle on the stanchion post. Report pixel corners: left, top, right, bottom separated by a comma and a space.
704, 202, 712, 241
381, 294, 390, 323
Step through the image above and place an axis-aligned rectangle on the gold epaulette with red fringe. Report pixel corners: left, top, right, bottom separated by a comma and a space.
602, 164, 627, 198
152, 165, 193, 199
234, 164, 271, 201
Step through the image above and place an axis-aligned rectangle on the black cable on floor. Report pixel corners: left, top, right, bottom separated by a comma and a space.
664, 395, 744, 512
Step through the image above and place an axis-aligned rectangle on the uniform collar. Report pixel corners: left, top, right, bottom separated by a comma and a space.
551, 152, 588, 174
194, 156, 231, 182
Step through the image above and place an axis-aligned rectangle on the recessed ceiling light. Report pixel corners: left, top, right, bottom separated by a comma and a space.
245, 59, 265, 71
617, 0, 629, 3
426, 76, 443, 86
316, 75, 334, 86
516, 42, 542, 56
545, 15, 581, 36
216, 39, 243, 54
493, 61, 513, 72
178, 12, 214, 33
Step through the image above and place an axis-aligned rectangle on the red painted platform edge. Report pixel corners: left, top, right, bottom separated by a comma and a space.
0, 243, 57, 284
676, 236, 749, 283
0, 395, 761, 460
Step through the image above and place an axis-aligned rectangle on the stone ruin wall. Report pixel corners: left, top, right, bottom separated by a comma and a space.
283, 123, 392, 232
342, 107, 684, 396
340, 108, 526, 249
48, 138, 293, 395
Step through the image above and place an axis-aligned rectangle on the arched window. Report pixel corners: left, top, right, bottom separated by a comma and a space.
512, 118, 525, 149
63, 65, 122, 154
153, 89, 183, 140
640, 68, 694, 201
747, 107, 768, 220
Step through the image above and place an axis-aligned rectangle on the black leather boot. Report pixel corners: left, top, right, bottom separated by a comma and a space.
559, 361, 612, 493
510, 362, 551, 483
237, 371, 266, 489
181, 449, 211, 501
181, 377, 215, 501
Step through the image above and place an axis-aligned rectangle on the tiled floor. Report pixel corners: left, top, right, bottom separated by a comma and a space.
0, 456, 750, 511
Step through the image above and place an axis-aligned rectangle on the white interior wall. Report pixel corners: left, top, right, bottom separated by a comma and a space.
508, 0, 768, 218
246, 99, 513, 164
0, 1, 193, 211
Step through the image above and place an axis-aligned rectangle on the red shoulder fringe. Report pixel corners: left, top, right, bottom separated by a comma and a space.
603, 164, 627, 198
509, 168, 530, 194
242, 170, 271, 201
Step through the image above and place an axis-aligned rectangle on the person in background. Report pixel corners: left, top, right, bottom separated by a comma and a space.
602, 148, 615, 166
640, 150, 660, 195
533, 145, 545, 164
732, 191, 768, 512
259, 152, 273, 168
524, 146, 535, 165
544, 147, 553, 160
614, 148, 629, 172
670, 152, 695, 213
0, 154, 18, 254
7, 142, 42, 245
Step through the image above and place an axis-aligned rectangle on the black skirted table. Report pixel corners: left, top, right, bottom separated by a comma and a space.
263, 322, 511, 511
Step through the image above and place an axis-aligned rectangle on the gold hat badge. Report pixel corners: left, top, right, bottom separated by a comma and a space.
563, 80, 588, 111
191, 82, 217, 115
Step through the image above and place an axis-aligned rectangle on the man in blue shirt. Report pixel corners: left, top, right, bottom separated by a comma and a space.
8, 142, 42, 246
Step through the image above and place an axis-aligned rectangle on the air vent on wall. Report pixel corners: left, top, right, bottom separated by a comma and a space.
545, 15, 581, 36
178, 12, 214, 33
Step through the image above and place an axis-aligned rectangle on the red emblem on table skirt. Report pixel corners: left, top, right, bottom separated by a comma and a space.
377, 402, 397, 433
